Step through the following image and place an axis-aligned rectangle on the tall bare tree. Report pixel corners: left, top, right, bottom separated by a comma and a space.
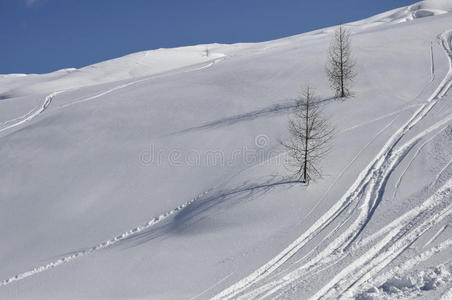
283, 86, 334, 184
326, 26, 356, 98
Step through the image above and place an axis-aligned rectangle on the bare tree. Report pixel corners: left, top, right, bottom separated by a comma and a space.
326, 26, 356, 98
282, 86, 334, 184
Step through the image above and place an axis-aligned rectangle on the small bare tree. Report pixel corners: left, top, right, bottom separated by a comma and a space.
326, 26, 356, 98
282, 86, 334, 184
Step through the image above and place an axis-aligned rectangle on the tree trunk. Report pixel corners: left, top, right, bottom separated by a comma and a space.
303, 94, 310, 183
340, 27, 345, 98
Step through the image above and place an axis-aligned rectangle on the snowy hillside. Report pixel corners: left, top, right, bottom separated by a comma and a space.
1, 1, 452, 299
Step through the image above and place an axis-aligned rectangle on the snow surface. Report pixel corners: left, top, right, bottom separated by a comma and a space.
0, 1, 451, 299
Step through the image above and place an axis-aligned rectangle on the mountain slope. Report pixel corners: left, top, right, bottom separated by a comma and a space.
0, 1, 451, 299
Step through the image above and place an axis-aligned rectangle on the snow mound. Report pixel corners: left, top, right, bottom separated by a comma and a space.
423, 0, 452, 11
352, 0, 452, 26
357, 262, 452, 300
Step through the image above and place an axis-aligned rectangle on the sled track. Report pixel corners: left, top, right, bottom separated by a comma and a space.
213, 29, 452, 300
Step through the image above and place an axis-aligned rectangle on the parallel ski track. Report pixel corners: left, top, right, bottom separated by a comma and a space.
213, 29, 452, 300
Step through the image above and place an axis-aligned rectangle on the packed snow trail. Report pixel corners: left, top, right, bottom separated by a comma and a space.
214, 29, 452, 300
0, 91, 63, 134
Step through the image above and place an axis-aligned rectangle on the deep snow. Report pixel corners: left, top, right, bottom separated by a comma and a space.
0, 1, 451, 299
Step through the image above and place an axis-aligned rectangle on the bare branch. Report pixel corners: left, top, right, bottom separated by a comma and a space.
282, 86, 334, 184
326, 26, 356, 98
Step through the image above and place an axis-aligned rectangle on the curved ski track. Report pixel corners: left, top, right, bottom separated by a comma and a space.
1, 29, 451, 300
213, 29, 452, 300
0, 91, 63, 134
0, 55, 226, 286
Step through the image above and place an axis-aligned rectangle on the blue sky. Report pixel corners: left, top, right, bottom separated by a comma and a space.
1, 0, 419, 74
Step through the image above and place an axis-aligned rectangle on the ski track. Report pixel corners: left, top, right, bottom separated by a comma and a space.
441, 285, 452, 300
435, 159, 452, 183
424, 224, 449, 249
431, 41, 436, 82
59, 57, 225, 110
391, 123, 449, 203
366, 238, 452, 292
0, 55, 230, 286
250, 175, 451, 298
317, 179, 452, 299
189, 57, 225, 72
0, 91, 63, 134
189, 272, 234, 300
340, 104, 419, 134
1, 25, 451, 300
0, 56, 222, 132
213, 29, 452, 300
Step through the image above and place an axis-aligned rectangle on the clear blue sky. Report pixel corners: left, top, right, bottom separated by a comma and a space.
1, 0, 419, 74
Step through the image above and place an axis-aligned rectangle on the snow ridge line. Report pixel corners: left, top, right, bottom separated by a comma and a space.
0, 91, 63, 134
0, 189, 213, 287
213, 29, 452, 300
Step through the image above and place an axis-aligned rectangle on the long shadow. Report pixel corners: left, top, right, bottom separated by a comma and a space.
117, 177, 302, 249
171, 97, 336, 136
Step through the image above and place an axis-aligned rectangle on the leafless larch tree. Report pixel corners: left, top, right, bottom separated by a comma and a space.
326, 26, 356, 98
283, 86, 334, 184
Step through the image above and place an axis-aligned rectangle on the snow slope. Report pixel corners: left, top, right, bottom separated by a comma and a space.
0, 1, 451, 299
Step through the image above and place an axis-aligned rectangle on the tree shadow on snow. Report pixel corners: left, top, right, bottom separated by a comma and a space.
170, 97, 336, 136
116, 176, 302, 249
